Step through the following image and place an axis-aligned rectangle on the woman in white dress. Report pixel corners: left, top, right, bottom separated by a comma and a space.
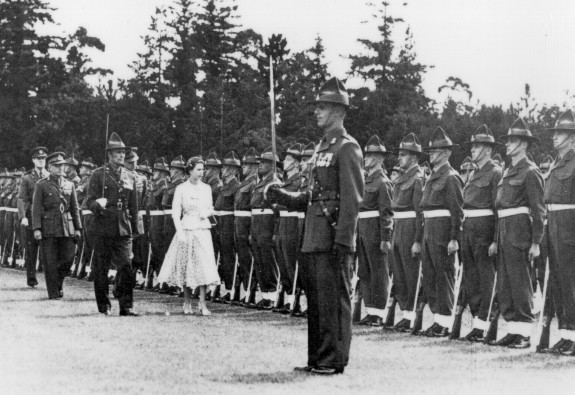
158, 156, 220, 315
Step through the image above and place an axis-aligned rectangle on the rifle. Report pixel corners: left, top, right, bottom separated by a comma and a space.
245, 259, 255, 305
269, 55, 277, 175
85, 249, 95, 278
406, 262, 423, 327
230, 254, 239, 301
533, 257, 550, 352
144, 239, 152, 290
483, 272, 498, 339
74, 237, 86, 278
449, 253, 464, 337
35, 245, 40, 270
7, 229, 16, 266
383, 274, 396, 327
290, 262, 299, 313
102, 114, 109, 198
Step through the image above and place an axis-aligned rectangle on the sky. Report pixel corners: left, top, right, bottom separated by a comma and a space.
46, 0, 575, 108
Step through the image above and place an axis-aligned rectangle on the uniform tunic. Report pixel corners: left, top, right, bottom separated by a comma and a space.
214, 177, 240, 290
147, 178, 169, 276
86, 164, 139, 313
234, 174, 257, 292
358, 168, 393, 313
461, 159, 502, 324
420, 162, 464, 320
32, 175, 82, 298
544, 149, 575, 330
205, 175, 223, 264
390, 165, 424, 312
495, 156, 545, 326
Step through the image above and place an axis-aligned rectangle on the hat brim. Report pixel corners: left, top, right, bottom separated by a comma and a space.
545, 127, 575, 132
106, 147, 127, 151
423, 144, 458, 151
364, 150, 394, 156
48, 160, 67, 166
391, 148, 425, 156
500, 135, 540, 143
462, 141, 505, 148
153, 168, 170, 173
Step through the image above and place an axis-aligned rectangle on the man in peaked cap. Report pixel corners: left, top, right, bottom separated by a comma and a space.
233, 148, 259, 306
268, 77, 364, 375
273, 143, 303, 314
539, 109, 575, 355
18, 146, 49, 287
249, 146, 282, 310
490, 117, 545, 348
63, 154, 81, 187
355, 135, 394, 327
85, 132, 140, 316
455, 125, 503, 342
418, 127, 464, 337
204, 151, 224, 300
213, 151, 242, 303
146, 158, 170, 289
32, 152, 82, 299
389, 133, 425, 333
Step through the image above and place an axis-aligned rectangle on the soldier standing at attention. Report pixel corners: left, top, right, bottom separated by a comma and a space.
75, 157, 96, 279
32, 152, 82, 299
490, 118, 545, 349
419, 127, 464, 337
213, 151, 241, 303
85, 132, 139, 316
18, 147, 49, 287
388, 133, 424, 333
204, 152, 223, 299
355, 135, 393, 327
269, 77, 364, 375
63, 154, 81, 186
456, 125, 502, 342
233, 148, 259, 306
540, 110, 575, 355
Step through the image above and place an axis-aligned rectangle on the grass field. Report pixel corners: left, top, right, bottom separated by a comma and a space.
0, 267, 573, 395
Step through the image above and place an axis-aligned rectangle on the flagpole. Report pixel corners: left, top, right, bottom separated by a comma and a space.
269, 55, 277, 173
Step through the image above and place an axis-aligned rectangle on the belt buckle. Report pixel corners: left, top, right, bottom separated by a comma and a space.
118, 201, 123, 210
59, 203, 65, 213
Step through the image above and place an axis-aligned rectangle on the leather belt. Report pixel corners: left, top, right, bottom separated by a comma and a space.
464, 209, 494, 218
251, 209, 274, 215
214, 210, 234, 216
148, 210, 164, 216
279, 211, 299, 217
358, 210, 379, 219
394, 211, 416, 219
546, 204, 575, 212
423, 209, 450, 218
234, 210, 252, 217
498, 206, 529, 218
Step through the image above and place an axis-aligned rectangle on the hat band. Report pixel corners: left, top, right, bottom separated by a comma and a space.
398, 143, 422, 152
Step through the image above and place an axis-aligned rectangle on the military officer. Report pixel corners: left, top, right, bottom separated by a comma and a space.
388, 133, 425, 333
85, 132, 140, 316
233, 148, 259, 306
213, 151, 242, 303
274, 143, 303, 314
456, 125, 503, 342
32, 152, 82, 299
74, 157, 96, 278
540, 110, 575, 355
250, 146, 281, 310
419, 127, 464, 337
269, 77, 364, 375
63, 154, 81, 186
490, 118, 545, 349
2, 170, 18, 267
355, 135, 393, 327
18, 147, 49, 287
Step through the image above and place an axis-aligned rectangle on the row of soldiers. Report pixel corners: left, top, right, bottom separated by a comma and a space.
3, 110, 575, 356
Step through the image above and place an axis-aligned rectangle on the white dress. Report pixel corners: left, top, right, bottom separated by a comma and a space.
157, 180, 220, 289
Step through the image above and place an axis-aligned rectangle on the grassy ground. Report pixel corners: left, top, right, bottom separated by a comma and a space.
0, 267, 573, 395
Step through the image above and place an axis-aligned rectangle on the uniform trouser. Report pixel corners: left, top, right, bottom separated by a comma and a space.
251, 214, 278, 293
276, 217, 300, 294
304, 250, 352, 369
357, 234, 388, 311
390, 218, 420, 312
41, 237, 75, 298
93, 236, 134, 312
421, 217, 455, 318
4, 213, 15, 264
149, 217, 165, 275
548, 211, 575, 330
217, 215, 236, 290
460, 216, 496, 321
234, 216, 254, 292
497, 216, 534, 324
132, 235, 146, 272
535, 225, 557, 317
24, 227, 40, 285
211, 226, 220, 265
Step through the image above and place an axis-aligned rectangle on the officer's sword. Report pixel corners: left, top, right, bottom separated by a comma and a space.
0, 237, 7, 264
407, 262, 423, 328
449, 253, 463, 329
245, 259, 255, 304
532, 257, 550, 352
144, 241, 152, 289
483, 272, 498, 338
35, 246, 40, 270
230, 254, 239, 301
75, 238, 86, 278
290, 262, 299, 313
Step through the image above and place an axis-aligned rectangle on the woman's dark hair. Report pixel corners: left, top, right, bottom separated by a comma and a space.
186, 156, 204, 172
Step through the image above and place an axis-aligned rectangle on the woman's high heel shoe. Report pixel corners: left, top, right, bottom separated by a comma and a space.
197, 304, 211, 316
183, 302, 193, 315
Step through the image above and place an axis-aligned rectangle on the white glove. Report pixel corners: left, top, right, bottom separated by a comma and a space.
21, 218, 28, 227
95, 198, 108, 208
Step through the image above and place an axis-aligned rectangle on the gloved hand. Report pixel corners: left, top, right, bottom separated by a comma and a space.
95, 198, 108, 209
34, 230, 42, 240
21, 218, 29, 227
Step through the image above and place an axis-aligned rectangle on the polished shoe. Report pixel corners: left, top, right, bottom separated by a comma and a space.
426, 324, 449, 338
540, 339, 573, 354
355, 315, 375, 326
273, 303, 291, 314
232, 297, 244, 306
100, 305, 112, 316
370, 317, 384, 327
293, 309, 307, 318
311, 366, 344, 375
183, 302, 193, 315
508, 335, 530, 349
559, 342, 575, 356
488, 333, 518, 347
256, 299, 274, 310
220, 293, 232, 304
119, 309, 140, 317
418, 322, 439, 337
463, 328, 485, 342
28, 280, 38, 288
392, 318, 412, 332
293, 365, 314, 373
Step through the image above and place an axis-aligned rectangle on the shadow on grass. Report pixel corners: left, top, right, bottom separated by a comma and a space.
214, 371, 310, 384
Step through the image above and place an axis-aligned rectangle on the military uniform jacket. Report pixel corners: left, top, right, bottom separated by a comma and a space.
32, 175, 82, 237
359, 168, 393, 242
277, 172, 302, 212
544, 149, 575, 205
392, 165, 424, 243
302, 127, 364, 253
205, 175, 223, 208
234, 174, 257, 211
76, 175, 91, 208
161, 177, 185, 209
18, 168, 49, 221
214, 178, 240, 212
250, 172, 281, 210
463, 159, 502, 240
85, 164, 139, 237
67, 170, 81, 187
147, 178, 169, 210
420, 162, 464, 240
495, 156, 545, 245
